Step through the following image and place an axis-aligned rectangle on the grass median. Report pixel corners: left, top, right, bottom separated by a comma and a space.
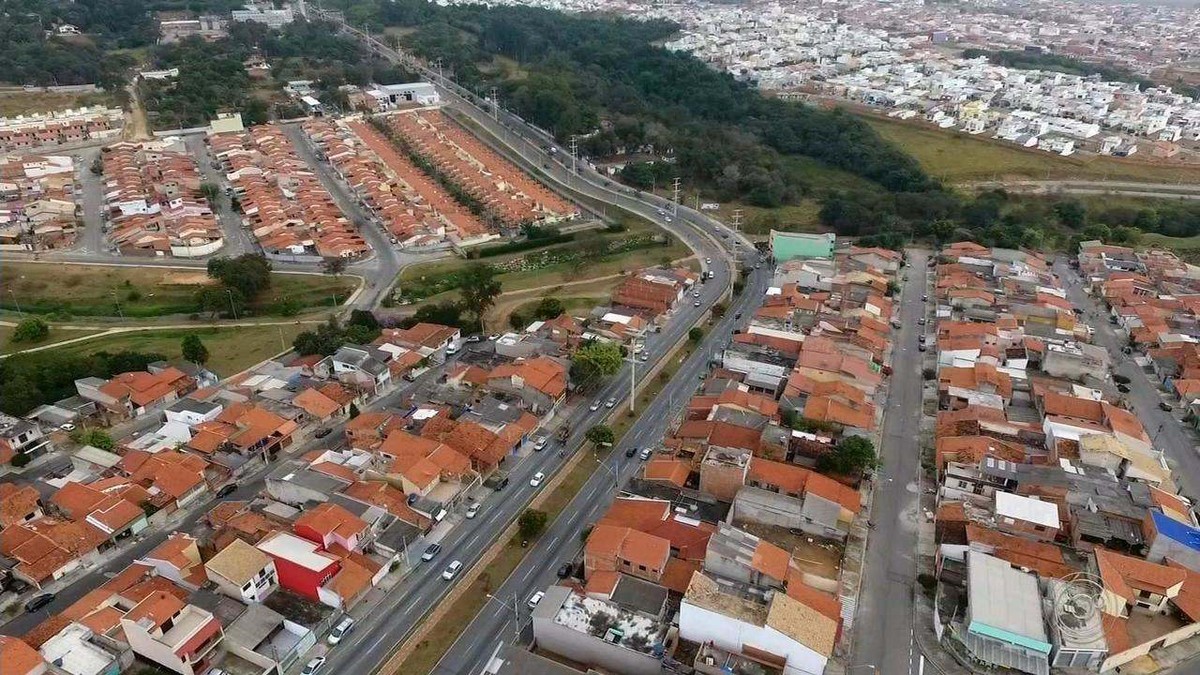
390, 329, 702, 675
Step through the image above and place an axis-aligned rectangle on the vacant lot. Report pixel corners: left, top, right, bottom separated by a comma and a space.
715, 199, 825, 236
36, 324, 309, 378
0, 263, 355, 318
861, 114, 1200, 184
0, 90, 114, 118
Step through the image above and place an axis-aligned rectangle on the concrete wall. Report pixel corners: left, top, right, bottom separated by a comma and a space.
1100, 618, 1200, 672
531, 615, 662, 675
679, 600, 827, 675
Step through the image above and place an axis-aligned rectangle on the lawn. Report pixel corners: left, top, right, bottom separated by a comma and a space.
0, 263, 356, 318
34, 324, 309, 378
0, 324, 105, 355
1141, 233, 1200, 250
389, 322, 700, 675
861, 114, 1200, 184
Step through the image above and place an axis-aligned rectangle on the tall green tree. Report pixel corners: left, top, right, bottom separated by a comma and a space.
817, 436, 877, 475
585, 424, 614, 447
181, 334, 209, 365
12, 318, 49, 343
458, 264, 502, 328
570, 341, 623, 389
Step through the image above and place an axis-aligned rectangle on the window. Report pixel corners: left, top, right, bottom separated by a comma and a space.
638, 564, 647, 571
1034, 525, 1046, 532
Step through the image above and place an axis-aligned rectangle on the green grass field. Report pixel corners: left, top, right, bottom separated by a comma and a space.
861, 114, 1200, 184
0, 264, 356, 318
29, 324, 309, 377
1141, 233, 1200, 250
0, 325, 104, 355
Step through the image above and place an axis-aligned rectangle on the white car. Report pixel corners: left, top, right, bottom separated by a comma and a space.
693, 290, 700, 298
528, 591, 546, 608
59, 423, 76, 432
442, 560, 463, 580
640, 353, 649, 362
530, 472, 545, 487
534, 437, 548, 450
605, 397, 616, 408
465, 502, 481, 519
328, 617, 355, 645
301, 657, 326, 675
694, 300, 701, 307
589, 401, 601, 412
706, 257, 712, 264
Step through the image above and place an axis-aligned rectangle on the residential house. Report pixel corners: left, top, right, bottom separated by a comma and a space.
204, 538, 278, 603
120, 591, 224, 675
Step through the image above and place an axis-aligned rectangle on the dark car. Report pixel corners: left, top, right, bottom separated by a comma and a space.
625, 447, 637, 458
25, 593, 55, 613
215, 484, 237, 498
556, 562, 573, 579
1117, 384, 1131, 393
1160, 402, 1173, 412
314, 428, 333, 439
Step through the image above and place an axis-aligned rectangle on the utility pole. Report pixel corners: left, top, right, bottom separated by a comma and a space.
671, 177, 681, 216
732, 208, 743, 233
569, 136, 578, 176
489, 87, 499, 121
7, 289, 21, 317
227, 289, 238, 320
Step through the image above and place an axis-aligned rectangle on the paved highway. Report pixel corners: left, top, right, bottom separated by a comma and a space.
436, 262, 772, 675
850, 249, 930, 675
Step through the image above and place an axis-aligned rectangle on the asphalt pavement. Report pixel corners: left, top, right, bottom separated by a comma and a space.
850, 249, 930, 675
434, 263, 772, 675
184, 134, 258, 257
1056, 258, 1200, 498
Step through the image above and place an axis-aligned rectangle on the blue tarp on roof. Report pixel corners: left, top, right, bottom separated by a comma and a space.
1152, 509, 1200, 551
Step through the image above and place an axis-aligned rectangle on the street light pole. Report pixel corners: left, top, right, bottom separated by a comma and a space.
8, 289, 22, 316
226, 289, 238, 320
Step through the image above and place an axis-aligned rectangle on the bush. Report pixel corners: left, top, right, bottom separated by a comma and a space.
476, 233, 574, 257
688, 327, 704, 342
10, 453, 31, 468
1113, 374, 1130, 385
922, 367, 936, 381
518, 509, 548, 540
11, 317, 49, 343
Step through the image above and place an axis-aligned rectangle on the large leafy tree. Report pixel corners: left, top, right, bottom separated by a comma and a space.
207, 254, 272, 300
570, 341, 623, 390
181, 334, 209, 365
585, 424, 614, 447
817, 436, 877, 476
458, 264, 502, 328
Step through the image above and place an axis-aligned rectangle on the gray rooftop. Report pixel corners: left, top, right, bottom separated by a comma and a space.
224, 603, 285, 650
609, 574, 669, 618
166, 397, 222, 415
967, 552, 1049, 647
483, 644, 582, 675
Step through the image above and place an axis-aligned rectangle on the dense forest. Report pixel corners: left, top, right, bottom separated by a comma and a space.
333, 0, 936, 206
140, 19, 412, 128
0, 349, 164, 416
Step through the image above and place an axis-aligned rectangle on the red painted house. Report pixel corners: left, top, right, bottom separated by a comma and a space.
255, 531, 340, 603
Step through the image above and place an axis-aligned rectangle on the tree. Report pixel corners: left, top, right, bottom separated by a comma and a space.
322, 257, 348, 277
570, 341, 623, 389
12, 318, 49, 343
181, 334, 209, 365
518, 509, 548, 540
585, 424, 614, 447
1054, 200, 1088, 229
817, 435, 877, 475
10, 452, 31, 468
533, 297, 564, 320
199, 182, 220, 204
207, 254, 272, 300
458, 264, 502, 327
71, 429, 115, 451
348, 403, 360, 419
688, 326, 704, 342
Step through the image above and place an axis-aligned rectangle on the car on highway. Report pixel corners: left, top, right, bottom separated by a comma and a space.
215, 484, 237, 498
706, 257, 712, 264
918, 317, 926, 325
639, 448, 653, 460
442, 560, 463, 580
465, 502, 481, 519
534, 436, 548, 451
589, 401, 601, 412
301, 657, 326, 675
694, 300, 701, 307
625, 447, 637, 458
1160, 402, 1174, 412
922, 294, 928, 301
640, 353, 649, 361
605, 397, 616, 408
25, 593, 55, 613
328, 617, 356, 645
530, 472, 546, 487
421, 544, 442, 561
557, 563, 573, 579
693, 290, 701, 298
917, 343, 927, 352
528, 591, 546, 608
